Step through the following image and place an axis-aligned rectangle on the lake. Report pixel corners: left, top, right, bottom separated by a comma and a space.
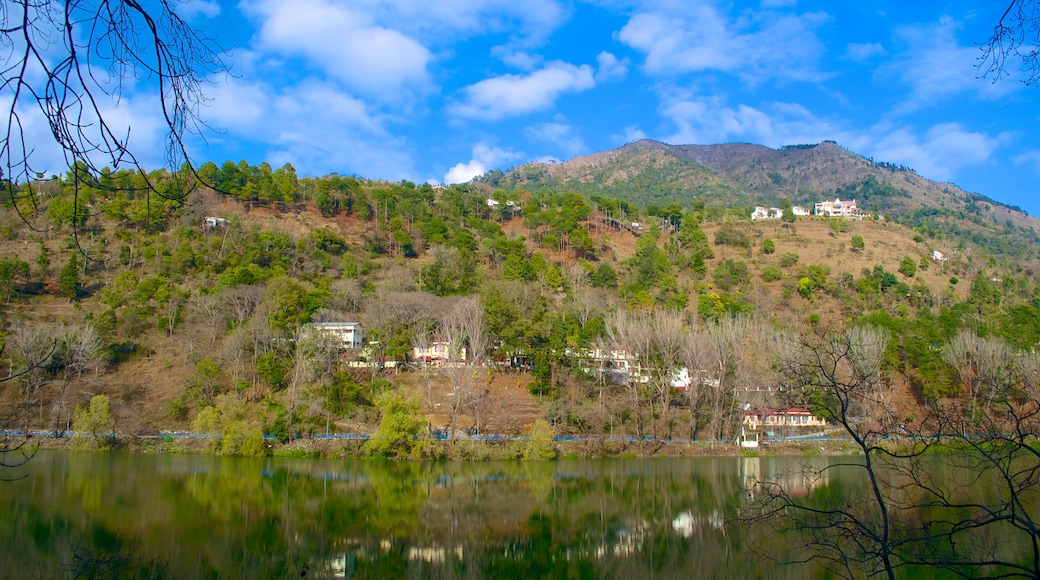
0, 450, 883, 578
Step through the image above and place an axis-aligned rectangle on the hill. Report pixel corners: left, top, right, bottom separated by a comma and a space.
486, 139, 1040, 264
1, 157, 1038, 457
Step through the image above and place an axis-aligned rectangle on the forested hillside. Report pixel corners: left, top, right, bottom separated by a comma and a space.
487, 140, 1040, 264
2, 158, 1039, 457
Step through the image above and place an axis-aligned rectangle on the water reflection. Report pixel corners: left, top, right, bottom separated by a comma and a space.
0, 451, 850, 579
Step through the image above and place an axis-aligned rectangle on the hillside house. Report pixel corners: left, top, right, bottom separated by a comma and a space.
304, 322, 364, 349
813, 198, 861, 218
744, 407, 827, 430
413, 339, 467, 364
751, 206, 810, 221
204, 216, 228, 228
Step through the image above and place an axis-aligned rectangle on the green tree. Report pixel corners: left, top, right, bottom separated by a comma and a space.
366, 391, 431, 459
851, 235, 865, 251
0, 258, 30, 303
898, 255, 917, 278
73, 394, 115, 451
514, 419, 556, 460
58, 253, 81, 301
761, 238, 775, 254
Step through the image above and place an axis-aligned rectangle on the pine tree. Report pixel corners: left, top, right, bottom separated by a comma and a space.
58, 253, 80, 301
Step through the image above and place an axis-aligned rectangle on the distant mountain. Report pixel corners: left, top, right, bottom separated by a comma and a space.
485, 139, 1040, 263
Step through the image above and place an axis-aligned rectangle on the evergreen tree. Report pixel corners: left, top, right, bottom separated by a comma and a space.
59, 253, 80, 301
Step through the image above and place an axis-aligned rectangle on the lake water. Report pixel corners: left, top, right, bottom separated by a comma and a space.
0, 450, 870, 578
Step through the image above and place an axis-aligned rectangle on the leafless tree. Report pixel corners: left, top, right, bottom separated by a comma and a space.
9, 321, 57, 432
1, 0, 226, 229
50, 323, 102, 435
942, 330, 1016, 432
438, 296, 489, 437
607, 308, 687, 449
285, 325, 339, 440
744, 326, 1040, 580
979, 0, 1040, 87
702, 316, 750, 447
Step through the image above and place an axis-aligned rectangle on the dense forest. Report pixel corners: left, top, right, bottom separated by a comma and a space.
2, 159, 1040, 459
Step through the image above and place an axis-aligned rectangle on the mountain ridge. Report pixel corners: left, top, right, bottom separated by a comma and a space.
487, 139, 1039, 264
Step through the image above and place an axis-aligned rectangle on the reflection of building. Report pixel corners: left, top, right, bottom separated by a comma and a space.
304, 322, 364, 349
743, 407, 827, 430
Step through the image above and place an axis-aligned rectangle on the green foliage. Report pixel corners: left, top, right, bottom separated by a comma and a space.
59, 253, 81, 301
366, 391, 431, 459
323, 372, 371, 416
850, 235, 865, 251
898, 255, 917, 278
514, 419, 556, 460
761, 238, 775, 254
191, 394, 266, 457
589, 263, 618, 288
797, 277, 815, 300
73, 395, 116, 451
697, 291, 752, 321
0, 257, 30, 302
779, 253, 799, 268
713, 259, 749, 291
713, 227, 750, 247
760, 266, 784, 282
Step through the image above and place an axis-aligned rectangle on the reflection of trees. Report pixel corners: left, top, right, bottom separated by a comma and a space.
1, 454, 793, 578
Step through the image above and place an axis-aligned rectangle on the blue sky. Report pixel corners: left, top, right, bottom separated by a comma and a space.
30, 1, 1040, 214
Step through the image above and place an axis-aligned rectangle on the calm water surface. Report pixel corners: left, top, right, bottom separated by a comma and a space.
0, 450, 863, 579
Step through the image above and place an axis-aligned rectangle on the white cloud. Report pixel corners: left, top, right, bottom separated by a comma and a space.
525, 121, 585, 156
355, 0, 568, 45
883, 16, 1016, 112
451, 62, 596, 120
443, 144, 522, 184
247, 0, 432, 96
595, 52, 629, 82
846, 42, 886, 62
176, 1, 220, 20
848, 122, 1008, 181
660, 91, 835, 147
616, 3, 828, 83
618, 125, 648, 143
200, 76, 415, 179
1014, 151, 1040, 173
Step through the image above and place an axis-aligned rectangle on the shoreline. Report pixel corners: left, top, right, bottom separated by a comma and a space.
5, 434, 862, 460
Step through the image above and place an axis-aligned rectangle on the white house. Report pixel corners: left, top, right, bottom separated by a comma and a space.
931, 250, 947, 262
813, 198, 861, 218
751, 207, 781, 221
413, 339, 467, 364
305, 322, 364, 349
792, 206, 810, 216
744, 407, 827, 430
204, 216, 228, 228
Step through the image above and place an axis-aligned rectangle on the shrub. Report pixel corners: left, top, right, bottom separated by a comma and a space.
850, 235, 865, 251
366, 391, 430, 459
516, 419, 556, 460
762, 238, 775, 254
73, 394, 116, 451
713, 259, 750, 291
780, 253, 799, 268
714, 227, 750, 247
760, 266, 784, 282
899, 255, 917, 278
